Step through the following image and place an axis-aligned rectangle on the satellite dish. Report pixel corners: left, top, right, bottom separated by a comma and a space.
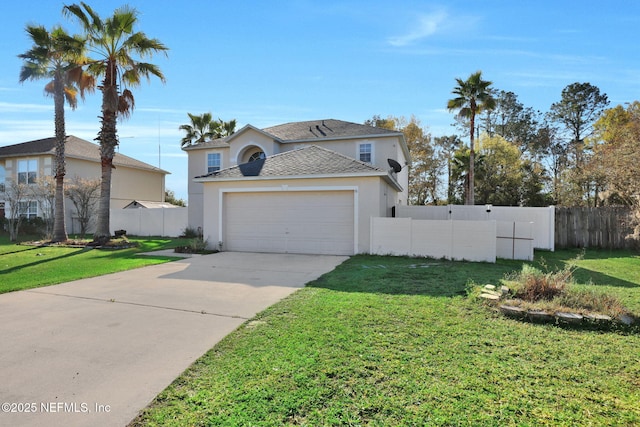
387, 158, 402, 173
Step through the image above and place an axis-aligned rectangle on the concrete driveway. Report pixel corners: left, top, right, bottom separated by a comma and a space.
0, 252, 348, 427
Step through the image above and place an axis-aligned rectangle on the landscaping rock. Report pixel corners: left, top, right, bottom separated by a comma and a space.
484, 284, 496, 291
500, 305, 526, 318
500, 286, 510, 295
556, 312, 583, 324
479, 293, 500, 301
527, 310, 554, 323
584, 313, 612, 322
618, 314, 636, 326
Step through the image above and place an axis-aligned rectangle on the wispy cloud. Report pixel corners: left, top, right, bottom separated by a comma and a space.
388, 10, 448, 47
0, 101, 52, 113
387, 9, 481, 47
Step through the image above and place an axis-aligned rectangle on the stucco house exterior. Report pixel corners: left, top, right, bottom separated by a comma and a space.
0, 135, 168, 233
183, 119, 410, 255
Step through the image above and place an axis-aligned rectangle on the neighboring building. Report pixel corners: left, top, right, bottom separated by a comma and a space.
0, 135, 169, 233
183, 119, 410, 255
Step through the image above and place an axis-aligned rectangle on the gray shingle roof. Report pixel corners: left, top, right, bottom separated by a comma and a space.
198, 145, 385, 179
0, 136, 167, 173
263, 119, 401, 141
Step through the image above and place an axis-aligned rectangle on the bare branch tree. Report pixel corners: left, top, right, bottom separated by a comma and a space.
65, 176, 100, 237
2, 181, 29, 241
31, 176, 56, 238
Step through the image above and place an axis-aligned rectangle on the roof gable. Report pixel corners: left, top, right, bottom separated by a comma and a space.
0, 136, 168, 174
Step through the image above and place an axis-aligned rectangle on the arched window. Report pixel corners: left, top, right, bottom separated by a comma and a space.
248, 151, 266, 162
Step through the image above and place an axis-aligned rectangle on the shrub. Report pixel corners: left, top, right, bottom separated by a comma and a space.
180, 226, 202, 239
509, 264, 574, 302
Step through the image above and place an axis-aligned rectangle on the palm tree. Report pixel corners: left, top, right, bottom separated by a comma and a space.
18, 24, 94, 243
63, 2, 168, 243
447, 71, 495, 205
179, 113, 220, 147
179, 114, 237, 147
219, 118, 237, 137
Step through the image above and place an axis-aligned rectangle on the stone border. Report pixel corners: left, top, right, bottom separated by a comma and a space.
479, 285, 638, 328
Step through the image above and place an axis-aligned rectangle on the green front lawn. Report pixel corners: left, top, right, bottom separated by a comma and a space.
131, 250, 640, 427
0, 234, 189, 294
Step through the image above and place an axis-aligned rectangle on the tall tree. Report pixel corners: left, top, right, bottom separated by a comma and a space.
18, 24, 94, 242
590, 102, 640, 206
549, 82, 609, 206
402, 117, 440, 205
447, 71, 495, 205
63, 2, 168, 243
482, 90, 541, 157
434, 135, 462, 203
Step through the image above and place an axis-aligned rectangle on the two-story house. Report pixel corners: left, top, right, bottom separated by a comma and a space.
0, 135, 169, 234
183, 119, 410, 255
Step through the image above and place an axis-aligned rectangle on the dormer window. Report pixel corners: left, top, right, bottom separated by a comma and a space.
248, 151, 266, 162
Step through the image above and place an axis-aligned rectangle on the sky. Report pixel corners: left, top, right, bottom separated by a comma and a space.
1, 1, 639, 201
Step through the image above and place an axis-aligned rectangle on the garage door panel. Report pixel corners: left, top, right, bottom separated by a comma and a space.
224, 191, 354, 255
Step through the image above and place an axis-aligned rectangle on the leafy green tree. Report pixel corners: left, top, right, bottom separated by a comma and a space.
549, 82, 609, 206
589, 102, 640, 207
63, 2, 168, 243
449, 148, 485, 205
447, 71, 496, 205
364, 114, 398, 130
475, 135, 523, 206
164, 189, 186, 207
365, 115, 444, 204
18, 24, 94, 242
482, 90, 542, 157
403, 117, 441, 205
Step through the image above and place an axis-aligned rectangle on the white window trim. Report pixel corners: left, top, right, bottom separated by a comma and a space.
358, 141, 374, 164
206, 152, 222, 174
17, 159, 38, 185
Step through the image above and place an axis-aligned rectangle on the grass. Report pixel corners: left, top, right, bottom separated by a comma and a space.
130, 250, 640, 427
0, 233, 189, 294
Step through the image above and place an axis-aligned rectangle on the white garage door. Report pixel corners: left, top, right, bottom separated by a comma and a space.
224, 190, 354, 255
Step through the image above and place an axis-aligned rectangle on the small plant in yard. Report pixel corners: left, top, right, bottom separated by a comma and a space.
173, 236, 216, 254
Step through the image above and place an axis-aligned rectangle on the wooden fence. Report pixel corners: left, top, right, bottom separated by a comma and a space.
555, 207, 634, 249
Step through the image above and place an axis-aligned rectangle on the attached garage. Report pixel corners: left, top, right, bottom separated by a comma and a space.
223, 190, 355, 255
195, 145, 405, 255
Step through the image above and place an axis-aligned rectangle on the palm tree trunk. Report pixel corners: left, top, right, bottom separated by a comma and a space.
467, 113, 476, 205
93, 106, 118, 243
51, 71, 68, 242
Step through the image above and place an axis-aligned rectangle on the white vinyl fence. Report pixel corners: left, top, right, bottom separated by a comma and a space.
370, 217, 535, 262
109, 207, 188, 237
396, 205, 554, 251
